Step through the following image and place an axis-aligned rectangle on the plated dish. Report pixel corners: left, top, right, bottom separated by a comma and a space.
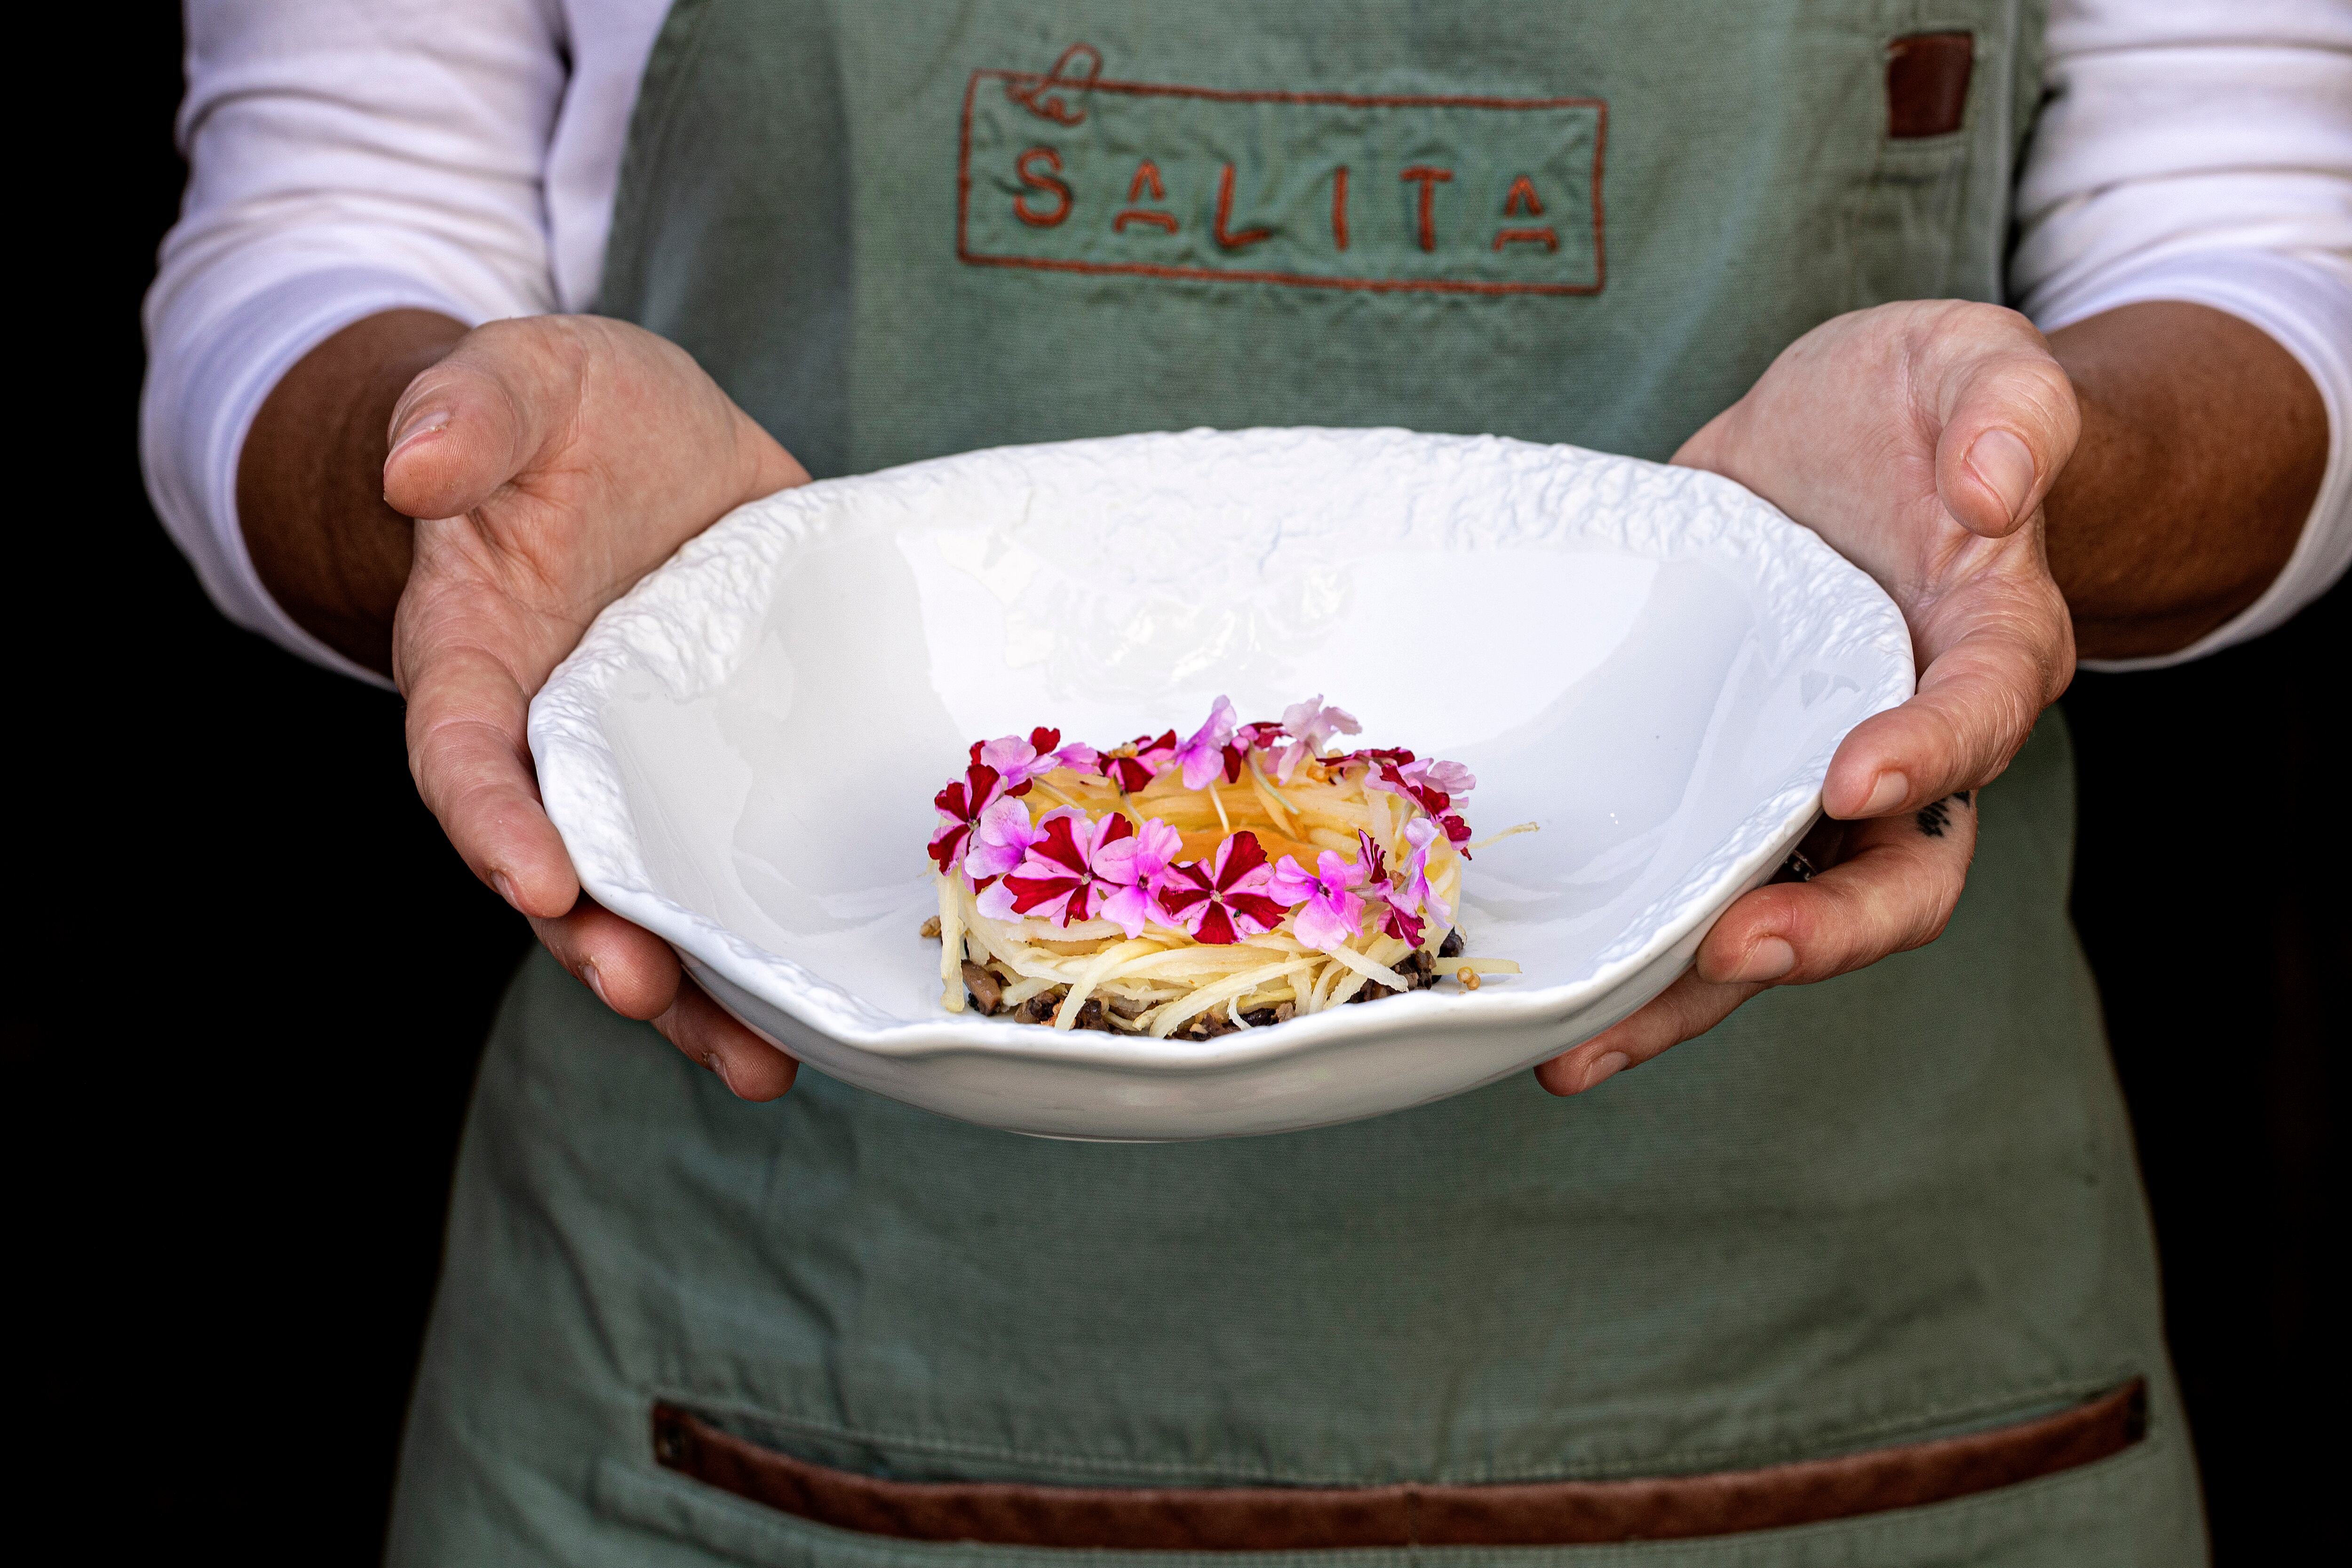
925, 696, 1525, 1039
527, 428, 1914, 1140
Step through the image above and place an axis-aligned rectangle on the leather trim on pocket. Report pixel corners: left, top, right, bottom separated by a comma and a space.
1885, 32, 1974, 139
650, 1379, 2147, 1548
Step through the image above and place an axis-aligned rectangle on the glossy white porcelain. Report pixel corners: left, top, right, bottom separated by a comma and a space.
528, 428, 1912, 1140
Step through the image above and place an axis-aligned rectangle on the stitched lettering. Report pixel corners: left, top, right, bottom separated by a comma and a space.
1400, 166, 1454, 252
1013, 146, 1072, 227
1115, 158, 1176, 233
957, 61, 1608, 296
1214, 163, 1273, 249
1005, 42, 1103, 126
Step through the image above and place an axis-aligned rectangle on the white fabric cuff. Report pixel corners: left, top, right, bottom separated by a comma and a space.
2032, 249, 2352, 673
138, 266, 483, 689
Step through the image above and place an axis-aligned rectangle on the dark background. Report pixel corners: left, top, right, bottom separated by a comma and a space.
20, 14, 2339, 1561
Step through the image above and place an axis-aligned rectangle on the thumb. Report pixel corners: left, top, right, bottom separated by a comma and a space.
1931, 314, 2081, 539
382, 318, 581, 520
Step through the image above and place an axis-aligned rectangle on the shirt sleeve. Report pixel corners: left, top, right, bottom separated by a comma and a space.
140, 0, 575, 684
2016, 0, 2352, 671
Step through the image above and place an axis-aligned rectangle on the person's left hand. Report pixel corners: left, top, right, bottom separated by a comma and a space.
1537, 300, 2080, 1096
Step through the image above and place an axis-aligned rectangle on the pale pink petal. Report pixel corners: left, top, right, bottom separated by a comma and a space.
1174, 695, 1238, 789
1291, 893, 1356, 952
974, 878, 1020, 920
1315, 849, 1366, 892
962, 797, 1041, 880
1097, 883, 1156, 939
1265, 854, 1320, 907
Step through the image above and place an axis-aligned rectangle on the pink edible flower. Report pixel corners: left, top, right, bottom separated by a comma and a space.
1099, 730, 1178, 793
928, 760, 1006, 875
1271, 695, 1361, 782
962, 796, 1042, 882
1405, 757, 1476, 798
1268, 846, 1368, 952
1092, 816, 1184, 938
1152, 831, 1292, 945
1171, 696, 1238, 790
980, 807, 1133, 927
1050, 740, 1101, 773
1375, 819, 1454, 945
1365, 754, 1474, 820
1223, 719, 1283, 784
1355, 829, 1417, 947
978, 726, 1092, 788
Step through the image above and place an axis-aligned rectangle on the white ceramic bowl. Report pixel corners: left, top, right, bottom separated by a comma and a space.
529, 429, 1911, 1140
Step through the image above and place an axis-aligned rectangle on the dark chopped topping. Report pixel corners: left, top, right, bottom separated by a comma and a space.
1241, 1008, 1279, 1027
961, 961, 1003, 1014
1013, 989, 1064, 1026
1186, 1011, 1240, 1040
1438, 926, 1466, 959
1073, 998, 1109, 1032
920, 915, 942, 939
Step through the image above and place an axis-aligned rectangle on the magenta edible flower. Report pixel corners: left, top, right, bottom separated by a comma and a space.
1093, 816, 1184, 938
982, 807, 1134, 927
1098, 730, 1178, 792
1268, 846, 1368, 952
928, 761, 1006, 874
1152, 831, 1292, 945
1271, 695, 1361, 782
1172, 696, 1238, 790
1376, 819, 1454, 944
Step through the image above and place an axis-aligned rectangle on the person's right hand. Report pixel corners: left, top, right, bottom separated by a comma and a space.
382, 315, 808, 1099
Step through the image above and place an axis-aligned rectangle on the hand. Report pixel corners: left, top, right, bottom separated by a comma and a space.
384, 316, 809, 1099
1538, 300, 2079, 1096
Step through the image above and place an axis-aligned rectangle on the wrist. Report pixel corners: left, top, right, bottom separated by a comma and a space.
237, 309, 469, 676
2043, 302, 2323, 660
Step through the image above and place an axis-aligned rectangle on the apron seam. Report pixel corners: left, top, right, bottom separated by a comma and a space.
646, 1365, 2145, 1487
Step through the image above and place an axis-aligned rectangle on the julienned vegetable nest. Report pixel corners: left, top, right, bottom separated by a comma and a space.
926, 694, 1528, 1040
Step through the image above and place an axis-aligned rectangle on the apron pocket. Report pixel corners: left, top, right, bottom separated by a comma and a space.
645, 1381, 2146, 1550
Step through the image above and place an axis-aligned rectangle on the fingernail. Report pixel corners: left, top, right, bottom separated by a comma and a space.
1859, 772, 1909, 817
1580, 1051, 1632, 1093
388, 408, 452, 460
581, 961, 612, 1009
1732, 936, 1796, 983
1965, 430, 2036, 525
491, 871, 521, 908
703, 1052, 737, 1094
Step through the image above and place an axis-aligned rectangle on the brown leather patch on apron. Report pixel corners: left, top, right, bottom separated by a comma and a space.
1885, 32, 1974, 138
651, 1379, 2146, 1547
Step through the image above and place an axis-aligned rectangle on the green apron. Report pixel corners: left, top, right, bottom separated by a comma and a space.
389, 2, 2202, 1561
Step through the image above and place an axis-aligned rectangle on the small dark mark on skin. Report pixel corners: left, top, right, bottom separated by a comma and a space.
1915, 793, 1972, 838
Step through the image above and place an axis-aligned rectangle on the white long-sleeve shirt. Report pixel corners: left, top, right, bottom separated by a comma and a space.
143, 0, 2352, 685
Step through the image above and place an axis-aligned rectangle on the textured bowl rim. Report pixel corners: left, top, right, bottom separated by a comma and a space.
528, 428, 1914, 1074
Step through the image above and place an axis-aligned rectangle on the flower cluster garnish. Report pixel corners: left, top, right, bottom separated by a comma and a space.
928, 697, 1476, 951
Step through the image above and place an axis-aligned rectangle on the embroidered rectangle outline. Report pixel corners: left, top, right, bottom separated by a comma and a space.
956, 72, 1609, 296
